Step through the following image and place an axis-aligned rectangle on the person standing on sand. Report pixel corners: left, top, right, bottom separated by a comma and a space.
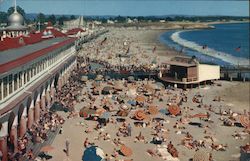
65, 139, 70, 156
127, 123, 132, 136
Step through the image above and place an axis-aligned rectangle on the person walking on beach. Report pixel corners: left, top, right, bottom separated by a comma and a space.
65, 139, 70, 156
127, 123, 132, 136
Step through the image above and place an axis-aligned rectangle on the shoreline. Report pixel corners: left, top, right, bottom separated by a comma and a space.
157, 23, 250, 67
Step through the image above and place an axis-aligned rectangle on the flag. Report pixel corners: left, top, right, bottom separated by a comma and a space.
235, 46, 241, 52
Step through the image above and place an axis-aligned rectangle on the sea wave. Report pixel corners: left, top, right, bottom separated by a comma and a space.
170, 31, 250, 66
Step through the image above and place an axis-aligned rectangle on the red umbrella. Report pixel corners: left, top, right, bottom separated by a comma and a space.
134, 110, 146, 120
148, 106, 158, 115
168, 105, 181, 116
120, 145, 133, 157
238, 115, 250, 129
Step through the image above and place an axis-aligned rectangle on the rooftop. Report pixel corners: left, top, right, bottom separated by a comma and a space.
162, 56, 198, 67
0, 37, 69, 65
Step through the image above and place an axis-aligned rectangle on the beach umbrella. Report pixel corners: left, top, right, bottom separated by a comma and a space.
102, 86, 113, 95
120, 145, 133, 157
79, 108, 96, 118
238, 115, 250, 129
117, 110, 129, 117
159, 108, 169, 115
81, 76, 88, 82
134, 110, 146, 121
191, 113, 208, 119
155, 82, 165, 89
168, 105, 181, 116
135, 96, 146, 103
148, 106, 158, 115
99, 112, 111, 120
127, 100, 137, 106
40, 145, 54, 153
95, 75, 103, 81
128, 76, 135, 82
193, 150, 210, 161
104, 75, 111, 80
82, 146, 106, 161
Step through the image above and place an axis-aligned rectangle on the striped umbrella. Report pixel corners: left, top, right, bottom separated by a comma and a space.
168, 105, 181, 116
148, 106, 158, 115
238, 115, 250, 129
134, 110, 146, 121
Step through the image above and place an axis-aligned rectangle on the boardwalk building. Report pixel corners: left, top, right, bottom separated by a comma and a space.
159, 56, 220, 88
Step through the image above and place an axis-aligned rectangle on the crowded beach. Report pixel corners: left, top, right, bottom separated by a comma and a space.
20, 28, 249, 161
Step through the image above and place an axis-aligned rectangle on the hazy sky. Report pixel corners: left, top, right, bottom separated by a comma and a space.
0, 0, 249, 16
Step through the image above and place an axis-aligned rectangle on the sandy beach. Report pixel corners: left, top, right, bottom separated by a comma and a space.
43, 28, 250, 161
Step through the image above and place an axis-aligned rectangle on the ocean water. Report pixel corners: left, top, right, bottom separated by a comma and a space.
159, 23, 250, 67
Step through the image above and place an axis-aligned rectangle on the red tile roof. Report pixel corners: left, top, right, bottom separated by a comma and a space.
0, 27, 66, 51
66, 28, 85, 35
0, 38, 76, 73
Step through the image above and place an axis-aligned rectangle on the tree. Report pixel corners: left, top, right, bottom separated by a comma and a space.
47, 14, 56, 25
58, 15, 68, 25
0, 12, 8, 24
70, 15, 76, 20
37, 13, 46, 23
7, 6, 25, 18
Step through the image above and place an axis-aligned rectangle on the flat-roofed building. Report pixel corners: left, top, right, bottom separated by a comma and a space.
159, 56, 220, 88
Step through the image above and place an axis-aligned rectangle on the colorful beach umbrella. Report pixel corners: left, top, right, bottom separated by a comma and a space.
127, 100, 137, 106
238, 115, 250, 129
134, 110, 146, 121
148, 106, 158, 115
168, 105, 181, 116
135, 96, 146, 103
82, 146, 106, 161
159, 108, 169, 115
99, 112, 111, 120
120, 145, 133, 157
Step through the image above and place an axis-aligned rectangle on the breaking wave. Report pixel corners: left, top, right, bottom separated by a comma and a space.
170, 31, 249, 66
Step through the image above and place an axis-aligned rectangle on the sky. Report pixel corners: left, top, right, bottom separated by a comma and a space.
0, 0, 249, 16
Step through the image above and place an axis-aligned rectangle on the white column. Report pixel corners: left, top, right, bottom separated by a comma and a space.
1, 79, 3, 100
21, 72, 24, 87
6, 77, 9, 96
12, 79, 14, 93
17, 74, 20, 90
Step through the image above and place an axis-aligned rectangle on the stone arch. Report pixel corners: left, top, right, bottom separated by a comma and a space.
17, 104, 26, 138
7, 112, 17, 153
7, 112, 16, 135
26, 97, 32, 113
26, 96, 34, 129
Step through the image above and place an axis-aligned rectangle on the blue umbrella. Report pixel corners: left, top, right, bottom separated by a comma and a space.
82, 146, 106, 161
99, 112, 111, 120
159, 108, 169, 115
127, 100, 136, 106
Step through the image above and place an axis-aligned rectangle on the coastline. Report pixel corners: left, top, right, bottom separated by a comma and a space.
157, 22, 250, 67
